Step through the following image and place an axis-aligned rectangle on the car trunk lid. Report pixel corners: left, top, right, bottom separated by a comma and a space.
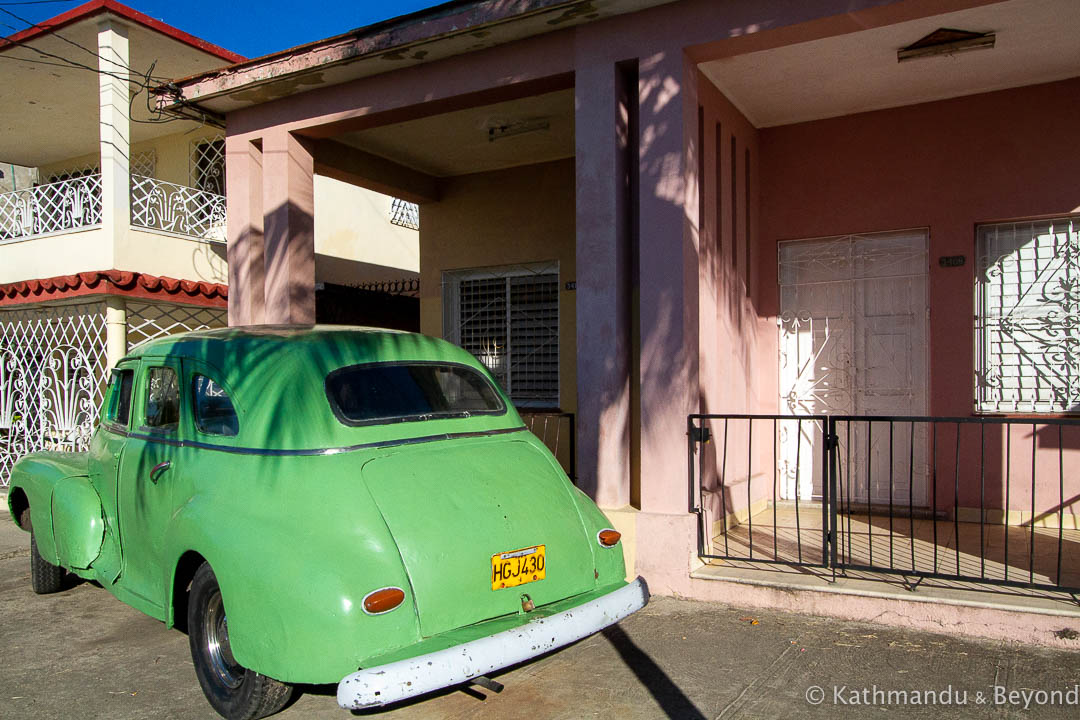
361, 437, 596, 638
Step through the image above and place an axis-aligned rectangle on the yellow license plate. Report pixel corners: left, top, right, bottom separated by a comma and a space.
491, 545, 546, 590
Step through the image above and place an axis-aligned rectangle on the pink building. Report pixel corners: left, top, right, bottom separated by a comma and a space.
165, 0, 1080, 644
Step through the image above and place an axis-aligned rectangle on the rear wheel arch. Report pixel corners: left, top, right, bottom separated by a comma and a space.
170, 550, 207, 632
9, 488, 30, 530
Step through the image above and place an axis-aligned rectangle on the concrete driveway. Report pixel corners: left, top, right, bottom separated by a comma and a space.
2, 512, 1079, 719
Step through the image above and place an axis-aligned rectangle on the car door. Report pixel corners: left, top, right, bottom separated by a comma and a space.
116, 357, 184, 614
86, 360, 140, 584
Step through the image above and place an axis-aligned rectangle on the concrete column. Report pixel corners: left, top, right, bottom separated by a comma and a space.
574, 59, 632, 509
262, 130, 316, 324
97, 20, 130, 263
104, 295, 127, 368
225, 137, 266, 325
636, 50, 700, 515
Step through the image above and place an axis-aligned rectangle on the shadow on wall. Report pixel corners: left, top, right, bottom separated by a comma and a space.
261, 198, 315, 322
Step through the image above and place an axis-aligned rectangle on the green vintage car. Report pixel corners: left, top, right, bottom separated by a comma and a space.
6, 326, 648, 718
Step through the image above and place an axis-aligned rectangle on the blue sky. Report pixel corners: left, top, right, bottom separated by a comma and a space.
3, 0, 443, 59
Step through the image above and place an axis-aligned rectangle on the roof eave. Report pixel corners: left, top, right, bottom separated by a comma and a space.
165, 0, 675, 112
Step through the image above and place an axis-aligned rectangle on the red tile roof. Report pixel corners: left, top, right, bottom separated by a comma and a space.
1, 0, 245, 64
0, 269, 227, 308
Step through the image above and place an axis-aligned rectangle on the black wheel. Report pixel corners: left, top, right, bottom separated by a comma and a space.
188, 562, 293, 720
29, 517, 64, 595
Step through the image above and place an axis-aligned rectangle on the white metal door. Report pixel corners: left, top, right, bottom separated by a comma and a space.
778, 230, 929, 504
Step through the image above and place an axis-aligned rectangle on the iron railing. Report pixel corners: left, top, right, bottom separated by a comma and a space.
0, 175, 103, 240
0, 174, 226, 243
690, 413, 1080, 593
522, 411, 575, 481
130, 175, 226, 241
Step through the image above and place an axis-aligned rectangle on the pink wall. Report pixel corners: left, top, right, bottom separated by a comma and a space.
758, 77, 1080, 516
692, 71, 778, 523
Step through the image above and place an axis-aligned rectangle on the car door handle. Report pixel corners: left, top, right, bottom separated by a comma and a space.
149, 460, 171, 484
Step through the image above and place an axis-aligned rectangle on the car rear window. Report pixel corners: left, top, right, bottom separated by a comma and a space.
192, 375, 239, 437
326, 362, 505, 426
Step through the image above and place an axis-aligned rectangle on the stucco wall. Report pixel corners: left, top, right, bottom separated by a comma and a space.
37, 127, 224, 187
694, 71, 776, 521
313, 175, 419, 281
0, 228, 112, 284
419, 158, 576, 413
758, 77, 1080, 516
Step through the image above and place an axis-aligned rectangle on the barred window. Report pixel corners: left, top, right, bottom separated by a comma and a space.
443, 263, 559, 408
975, 217, 1080, 413
190, 137, 225, 195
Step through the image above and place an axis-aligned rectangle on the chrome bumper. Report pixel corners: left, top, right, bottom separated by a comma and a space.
336, 576, 650, 709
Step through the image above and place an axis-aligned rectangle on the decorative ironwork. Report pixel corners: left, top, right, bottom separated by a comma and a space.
131, 150, 157, 179
0, 175, 103, 241
45, 163, 99, 184
38, 345, 96, 451
389, 197, 420, 230
126, 301, 227, 349
190, 136, 225, 196
0, 303, 107, 485
130, 174, 227, 242
0, 301, 228, 485
778, 231, 929, 504
976, 218, 1080, 413
351, 278, 420, 296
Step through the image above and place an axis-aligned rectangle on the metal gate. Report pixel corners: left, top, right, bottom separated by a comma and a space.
690, 413, 1080, 594
0, 300, 227, 486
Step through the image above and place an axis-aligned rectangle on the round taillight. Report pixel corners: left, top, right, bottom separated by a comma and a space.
597, 529, 621, 547
362, 587, 405, 615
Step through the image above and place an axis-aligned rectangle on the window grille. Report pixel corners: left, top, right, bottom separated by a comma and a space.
443, 263, 559, 408
976, 217, 1080, 413
126, 302, 227, 350
46, 163, 99, 184
131, 150, 156, 179
190, 136, 225, 195
389, 198, 420, 230
0, 303, 107, 485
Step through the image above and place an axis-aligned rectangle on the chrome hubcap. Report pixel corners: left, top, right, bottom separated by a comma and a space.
204, 589, 244, 689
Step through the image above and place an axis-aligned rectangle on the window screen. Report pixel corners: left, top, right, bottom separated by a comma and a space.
976, 217, 1080, 413
326, 363, 504, 426
443, 264, 559, 408
192, 375, 238, 436
145, 366, 179, 429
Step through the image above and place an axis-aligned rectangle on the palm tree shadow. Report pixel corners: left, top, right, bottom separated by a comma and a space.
602, 624, 706, 720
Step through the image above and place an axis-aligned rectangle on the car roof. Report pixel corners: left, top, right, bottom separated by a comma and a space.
126, 324, 413, 360
118, 325, 521, 450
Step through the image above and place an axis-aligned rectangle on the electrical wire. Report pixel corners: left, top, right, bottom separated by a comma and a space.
0, 6, 171, 81
0, 8, 222, 126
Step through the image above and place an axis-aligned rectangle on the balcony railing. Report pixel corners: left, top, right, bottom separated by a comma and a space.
0, 175, 103, 240
0, 173, 226, 243
130, 174, 226, 242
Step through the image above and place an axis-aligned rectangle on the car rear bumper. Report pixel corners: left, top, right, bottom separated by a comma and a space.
336, 576, 650, 709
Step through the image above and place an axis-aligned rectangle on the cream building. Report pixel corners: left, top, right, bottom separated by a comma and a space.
0, 0, 418, 484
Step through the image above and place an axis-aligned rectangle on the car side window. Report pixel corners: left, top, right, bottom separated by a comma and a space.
192, 374, 239, 436
105, 369, 135, 428
144, 366, 180, 430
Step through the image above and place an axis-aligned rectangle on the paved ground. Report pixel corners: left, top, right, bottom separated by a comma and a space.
2, 511, 1079, 720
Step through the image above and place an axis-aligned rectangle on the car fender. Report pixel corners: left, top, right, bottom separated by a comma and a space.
7, 451, 90, 566
50, 475, 105, 570
161, 461, 422, 685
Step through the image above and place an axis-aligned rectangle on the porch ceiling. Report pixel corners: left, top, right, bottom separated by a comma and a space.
699, 0, 1080, 128
0, 15, 237, 167
334, 89, 574, 177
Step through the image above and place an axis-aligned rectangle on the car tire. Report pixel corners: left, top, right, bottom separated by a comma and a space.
30, 528, 65, 594
188, 562, 293, 720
